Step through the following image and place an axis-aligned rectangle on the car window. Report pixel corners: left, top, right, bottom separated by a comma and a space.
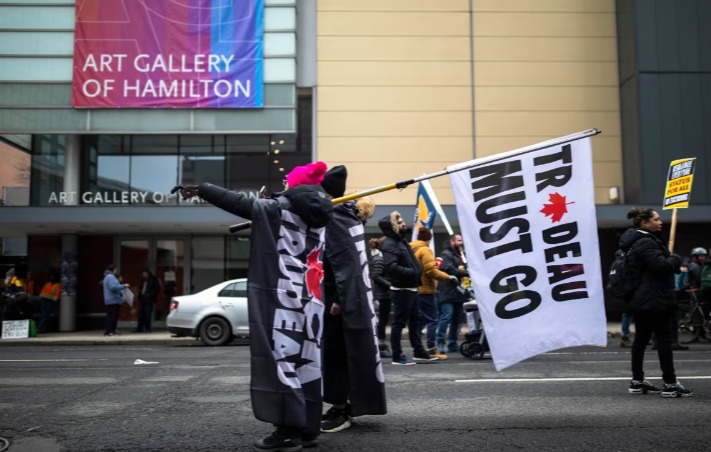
233, 280, 247, 298
218, 283, 236, 298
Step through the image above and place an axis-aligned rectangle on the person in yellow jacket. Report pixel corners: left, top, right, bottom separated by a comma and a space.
38, 274, 61, 333
410, 226, 458, 360
2, 267, 24, 296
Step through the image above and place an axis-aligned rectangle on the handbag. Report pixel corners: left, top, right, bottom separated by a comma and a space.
122, 288, 134, 307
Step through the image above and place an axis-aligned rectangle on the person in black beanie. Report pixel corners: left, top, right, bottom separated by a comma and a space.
321, 165, 347, 200
319, 165, 387, 434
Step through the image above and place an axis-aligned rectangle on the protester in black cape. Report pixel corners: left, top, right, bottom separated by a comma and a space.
319, 165, 386, 434
622, 207, 692, 397
379, 211, 429, 365
177, 161, 333, 451
368, 236, 392, 358
136, 268, 160, 333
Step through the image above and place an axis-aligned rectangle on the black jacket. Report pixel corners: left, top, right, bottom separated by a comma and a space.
368, 250, 390, 301
436, 241, 470, 303
139, 273, 160, 303
378, 214, 421, 289
620, 227, 680, 314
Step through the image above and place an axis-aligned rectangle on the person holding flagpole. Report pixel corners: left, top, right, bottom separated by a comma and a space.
176, 162, 334, 451
319, 165, 387, 433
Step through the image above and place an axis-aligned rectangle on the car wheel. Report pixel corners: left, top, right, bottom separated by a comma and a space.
198, 316, 232, 346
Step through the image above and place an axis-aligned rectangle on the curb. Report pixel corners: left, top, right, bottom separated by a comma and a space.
0, 336, 200, 347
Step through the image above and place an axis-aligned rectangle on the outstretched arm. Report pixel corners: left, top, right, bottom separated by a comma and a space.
174, 183, 255, 219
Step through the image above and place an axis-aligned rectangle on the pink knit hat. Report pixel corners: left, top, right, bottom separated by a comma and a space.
286, 161, 328, 188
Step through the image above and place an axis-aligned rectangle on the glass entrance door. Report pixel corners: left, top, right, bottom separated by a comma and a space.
155, 240, 185, 320
119, 240, 149, 322
118, 238, 186, 323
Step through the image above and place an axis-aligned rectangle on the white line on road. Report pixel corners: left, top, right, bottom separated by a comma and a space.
455, 376, 711, 383
0, 359, 109, 362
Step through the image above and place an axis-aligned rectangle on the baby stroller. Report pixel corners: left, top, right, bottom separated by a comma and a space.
460, 289, 489, 360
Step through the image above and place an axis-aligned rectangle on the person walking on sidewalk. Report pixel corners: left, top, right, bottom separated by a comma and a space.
103, 265, 129, 337
410, 226, 457, 360
369, 237, 392, 358
379, 211, 436, 365
622, 207, 692, 398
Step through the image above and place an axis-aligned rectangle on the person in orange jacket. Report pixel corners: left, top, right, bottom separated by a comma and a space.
38, 274, 61, 333
410, 226, 458, 360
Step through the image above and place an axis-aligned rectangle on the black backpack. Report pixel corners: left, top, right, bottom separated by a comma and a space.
606, 248, 639, 301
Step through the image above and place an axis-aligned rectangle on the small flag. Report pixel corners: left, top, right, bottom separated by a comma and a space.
412, 181, 437, 242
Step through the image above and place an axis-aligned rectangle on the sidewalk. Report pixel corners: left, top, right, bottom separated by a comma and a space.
0, 322, 626, 346
0, 329, 199, 346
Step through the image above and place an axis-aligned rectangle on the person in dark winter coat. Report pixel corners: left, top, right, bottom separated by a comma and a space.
136, 268, 160, 333
319, 166, 386, 434
379, 211, 433, 365
435, 234, 470, 355
369, 237, 392, 357
622, 207, 692, 397
177, 161, 334, 450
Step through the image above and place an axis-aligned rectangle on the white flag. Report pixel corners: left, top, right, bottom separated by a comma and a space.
448, 137, 607, 370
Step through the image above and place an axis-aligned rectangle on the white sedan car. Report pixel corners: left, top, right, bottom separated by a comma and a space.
167, 278, 249, 346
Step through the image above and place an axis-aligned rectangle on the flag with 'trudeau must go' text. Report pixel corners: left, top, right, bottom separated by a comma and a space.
448, 137, 607, 371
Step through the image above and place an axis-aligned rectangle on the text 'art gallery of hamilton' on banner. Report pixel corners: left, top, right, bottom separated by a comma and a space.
72, 0, 264, 108
448, 137, 607, 371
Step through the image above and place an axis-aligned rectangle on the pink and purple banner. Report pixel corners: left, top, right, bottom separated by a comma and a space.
72, 0, 264, 108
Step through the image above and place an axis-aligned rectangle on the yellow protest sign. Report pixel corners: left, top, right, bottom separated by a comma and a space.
663, 158, 696, 210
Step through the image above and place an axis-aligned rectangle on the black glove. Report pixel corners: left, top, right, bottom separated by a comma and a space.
171, 184, 200, 200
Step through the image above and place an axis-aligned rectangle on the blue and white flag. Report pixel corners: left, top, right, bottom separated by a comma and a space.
448, 137, 607, 370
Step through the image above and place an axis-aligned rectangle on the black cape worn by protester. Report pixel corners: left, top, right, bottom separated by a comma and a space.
322, 202, 387, 416
197, 183, 333, 436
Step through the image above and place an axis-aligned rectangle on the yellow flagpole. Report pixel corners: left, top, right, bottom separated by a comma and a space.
219, 128, 600, 233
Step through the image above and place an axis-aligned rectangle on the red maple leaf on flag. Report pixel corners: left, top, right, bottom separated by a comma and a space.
304, 248, 323, 301
540, 192, 574, 223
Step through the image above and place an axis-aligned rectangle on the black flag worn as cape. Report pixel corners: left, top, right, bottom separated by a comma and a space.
323, 202, 387, 416
195, 182, 333, 436
248, 194, 331, 435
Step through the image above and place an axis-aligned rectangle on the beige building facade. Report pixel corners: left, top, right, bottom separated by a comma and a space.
316, 0, 622, 207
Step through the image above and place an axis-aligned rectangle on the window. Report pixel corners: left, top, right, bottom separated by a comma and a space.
30, 135, 65, 206
233, 280, 247, 297
218, 283, 237, 298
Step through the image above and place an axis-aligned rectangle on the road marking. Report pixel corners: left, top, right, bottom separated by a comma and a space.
455, 376, 711, 383
0, 377, 116, 385
0, 359, 109, 362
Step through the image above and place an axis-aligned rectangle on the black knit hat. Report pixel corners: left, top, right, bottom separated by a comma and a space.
321, 165, 348, 198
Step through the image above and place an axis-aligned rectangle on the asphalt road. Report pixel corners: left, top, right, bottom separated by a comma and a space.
1, 339, 711, 452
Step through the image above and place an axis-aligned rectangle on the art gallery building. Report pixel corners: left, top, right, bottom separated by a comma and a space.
1, 0, 710, 329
